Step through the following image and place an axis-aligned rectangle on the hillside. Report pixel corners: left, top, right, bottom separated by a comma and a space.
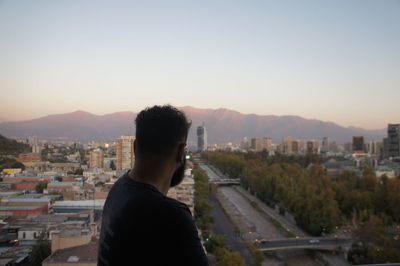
0, 107, 386, 144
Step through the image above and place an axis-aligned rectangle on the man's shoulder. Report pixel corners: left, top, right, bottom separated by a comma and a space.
163, 195, 192, 216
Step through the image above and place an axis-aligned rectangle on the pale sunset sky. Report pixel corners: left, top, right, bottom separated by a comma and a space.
0, 0, 399, 129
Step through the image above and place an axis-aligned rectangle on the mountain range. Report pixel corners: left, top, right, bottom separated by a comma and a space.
0, 107, 386, 145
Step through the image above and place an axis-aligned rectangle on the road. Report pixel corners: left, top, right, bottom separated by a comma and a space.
235, 186, 308, 237
208, 195, 255, 266
218, 186, 283, 240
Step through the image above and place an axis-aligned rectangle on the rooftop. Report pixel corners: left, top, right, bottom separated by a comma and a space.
48, 182, 80, 187
0, 205, 45, 211
53, 200, 105, 208
43, 238, 98, 263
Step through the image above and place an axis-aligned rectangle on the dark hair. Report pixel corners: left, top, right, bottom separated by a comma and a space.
135, 105, 191, 157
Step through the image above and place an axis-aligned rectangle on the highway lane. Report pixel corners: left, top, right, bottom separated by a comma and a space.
218, 186, 284, 240
208, 195, 255, 266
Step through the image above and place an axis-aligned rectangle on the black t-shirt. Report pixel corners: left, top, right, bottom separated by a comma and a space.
98, 171, 209, 266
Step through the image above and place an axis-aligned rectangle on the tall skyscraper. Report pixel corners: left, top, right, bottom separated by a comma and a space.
89, 148, 104, 168
197, 124, 207, 152
116, 136, 135, 170
281, 136, 292, 154
387, 124, 400, 158
352, 136, 365, 154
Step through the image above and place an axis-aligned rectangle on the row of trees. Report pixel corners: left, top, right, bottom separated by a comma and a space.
193, 166, 246, 265
204, 151, 400, 233
193, 167, 213, 232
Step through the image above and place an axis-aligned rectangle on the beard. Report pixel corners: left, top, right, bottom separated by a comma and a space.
170, 156, 186, 187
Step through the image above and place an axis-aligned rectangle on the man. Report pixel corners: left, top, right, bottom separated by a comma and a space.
98, 105, 208, 266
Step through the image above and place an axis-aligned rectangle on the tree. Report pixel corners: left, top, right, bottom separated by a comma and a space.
0, 134, 30, 155
215, 248, 246, 266
74, 168, 83, 175
110, 160, 116, 170
55, 176, 63, 182
30, 230, 51, 266
11, 161, 25, 170
205, 235, 226, 253
35, 181, 47, 193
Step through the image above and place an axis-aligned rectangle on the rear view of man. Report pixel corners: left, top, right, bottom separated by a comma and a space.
98, 105, 209, 266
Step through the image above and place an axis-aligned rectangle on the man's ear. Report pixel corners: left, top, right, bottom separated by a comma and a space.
177, 143, 186, 164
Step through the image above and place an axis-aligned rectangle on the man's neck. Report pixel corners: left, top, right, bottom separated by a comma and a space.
128, 166, 171, 196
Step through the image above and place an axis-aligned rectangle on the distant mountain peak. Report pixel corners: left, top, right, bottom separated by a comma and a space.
70, 110, 95, 116
0, 107, 386, 144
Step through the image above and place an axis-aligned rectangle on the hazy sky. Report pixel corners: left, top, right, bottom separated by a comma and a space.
0, 0, 399, 129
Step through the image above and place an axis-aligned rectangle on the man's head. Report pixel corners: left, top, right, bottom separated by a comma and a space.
135, 105, 191, 187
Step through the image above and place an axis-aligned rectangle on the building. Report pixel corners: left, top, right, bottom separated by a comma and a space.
261, 137, 272, 151
307, 140, 319, 154
43, 237, 98, 266
281, 136, 292, 155
197, 124, 207, 152
366, 141, 383, 156
47, 182, 83, 200
30, 136, 42, 154
352, 136, 365, 154
321, 137, 331, 153
53, 200, 105, 214
386, 124, 400, 158
250, 138, 262, 152
89, 149, 104, 169
17, 153, 41, 163
0, 205, 48, 217
116, 136, 135, 171
291, 140, 304, 154
2, 176, 53, 183
240, 137, 249, 151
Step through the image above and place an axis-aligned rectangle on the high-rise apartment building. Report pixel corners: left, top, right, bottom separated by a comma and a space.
281, 136, 292, 154
240, 137, 249, 151
89, 148, 104, 168
116, 136, 135, 170
352, 136, 365, 153
387, 124, 400, 158
30, 136, 42, 154
291, 140, 304, 154
321, 137, 331, 153
261, 137, 272, 151
307, 140, 319, 154
197, 124, 207, 152
251, 138, 262, 152
366, 141, 383, 155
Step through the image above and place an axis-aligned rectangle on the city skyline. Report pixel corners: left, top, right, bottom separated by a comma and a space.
1, 0, 400, 129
